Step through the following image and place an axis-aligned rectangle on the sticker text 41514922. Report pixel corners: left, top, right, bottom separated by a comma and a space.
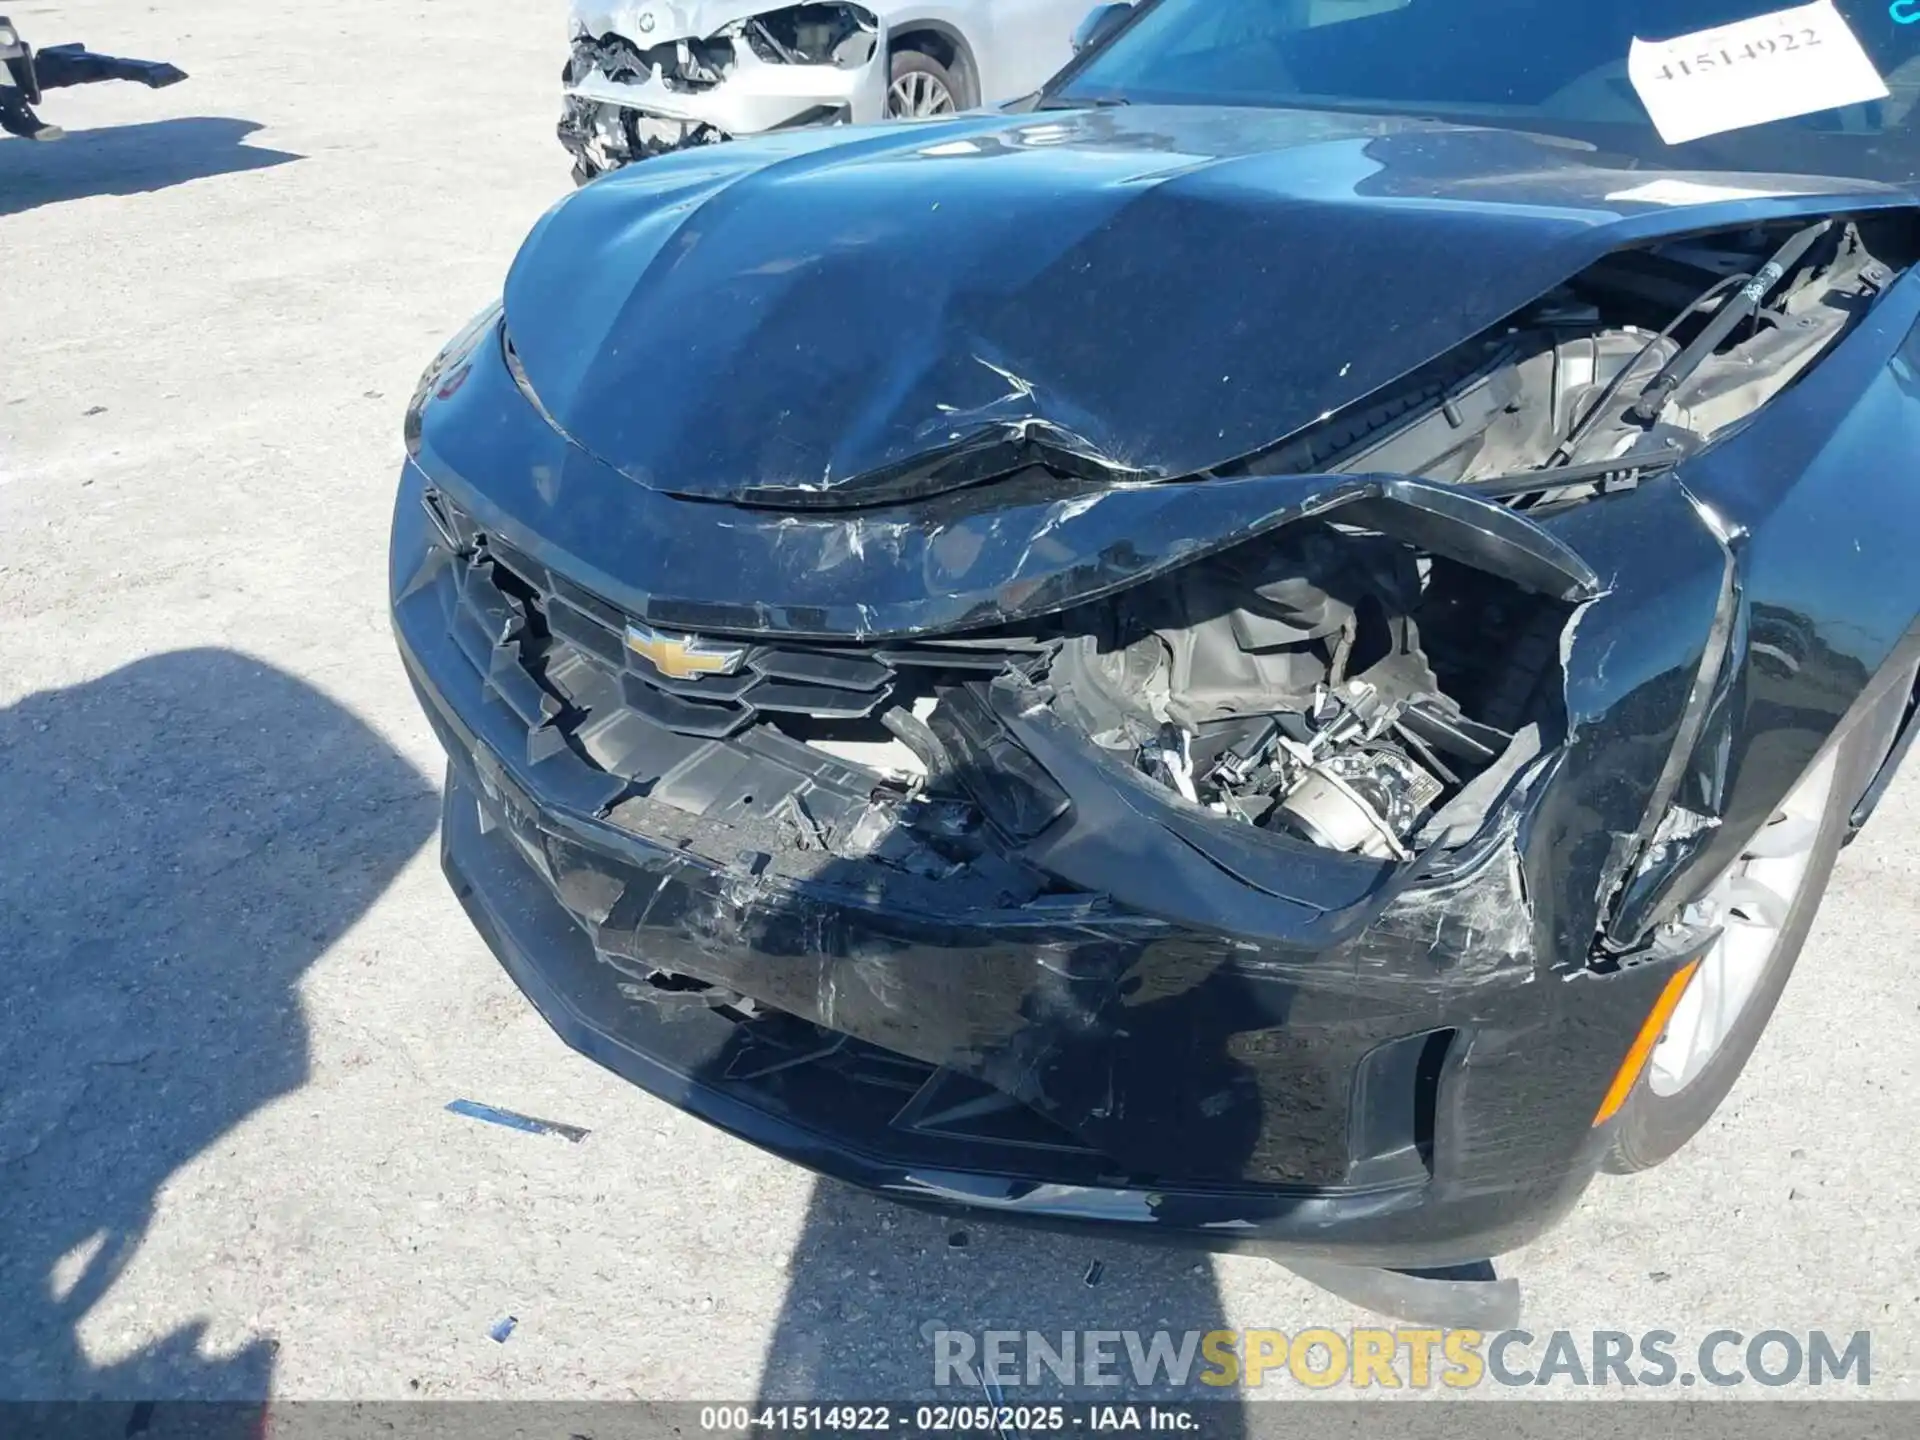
1628, 0, 1890, 145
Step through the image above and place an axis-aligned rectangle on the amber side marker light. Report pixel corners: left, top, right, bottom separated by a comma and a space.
1593, 959, 1703, 1126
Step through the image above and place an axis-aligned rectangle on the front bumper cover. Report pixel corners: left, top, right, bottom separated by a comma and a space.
392, 452, 1715, 1264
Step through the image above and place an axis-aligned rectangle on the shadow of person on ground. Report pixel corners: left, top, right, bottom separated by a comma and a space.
0, 118, 300, 218
757, 1178, 1248, 1427
0, 648, 436, 1404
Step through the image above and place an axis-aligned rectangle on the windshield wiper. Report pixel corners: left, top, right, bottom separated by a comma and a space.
1627, 219, 1835, 424
1464, 443, 1689, 499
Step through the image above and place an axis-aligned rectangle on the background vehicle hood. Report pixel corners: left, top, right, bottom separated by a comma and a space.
571, 2, 789, 44
502, 104, 1900, 506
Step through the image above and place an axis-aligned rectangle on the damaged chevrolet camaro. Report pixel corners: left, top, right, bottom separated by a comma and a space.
395, 0, 1920, 1269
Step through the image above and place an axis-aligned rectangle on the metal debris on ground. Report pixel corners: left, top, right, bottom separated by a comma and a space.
1083, 1260, 1105, 1287
489, 1315, 518, 1343
446, 1098, 590, 1142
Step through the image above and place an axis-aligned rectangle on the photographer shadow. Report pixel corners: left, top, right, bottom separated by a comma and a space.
758, 1177, 1251, 1427
0, 648, 436, 1405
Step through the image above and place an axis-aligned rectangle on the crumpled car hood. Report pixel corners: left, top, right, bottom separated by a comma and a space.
502, 104, 1898, 506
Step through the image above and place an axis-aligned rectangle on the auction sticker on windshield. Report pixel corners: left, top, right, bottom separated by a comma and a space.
1628, 1, 1888, 145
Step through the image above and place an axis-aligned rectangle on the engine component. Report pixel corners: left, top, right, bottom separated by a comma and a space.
1247, 681, 1447, 858
1274, 747, 1444, 859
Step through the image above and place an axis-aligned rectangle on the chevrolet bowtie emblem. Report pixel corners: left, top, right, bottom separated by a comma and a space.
624, 622, 749, 681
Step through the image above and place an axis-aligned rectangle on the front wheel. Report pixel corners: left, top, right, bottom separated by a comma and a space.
887, 49, 960, 119
1604, 731, 1860, 1173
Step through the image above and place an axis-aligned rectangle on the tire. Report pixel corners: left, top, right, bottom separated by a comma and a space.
887, 48, 961, 119
1602, 722, 1868, 1173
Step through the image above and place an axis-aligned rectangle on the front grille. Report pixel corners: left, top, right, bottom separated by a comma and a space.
417, 499, 1133, 1180
486, 527, 947, 741
419, 489, 1055, 860
466, 521, 1032, 739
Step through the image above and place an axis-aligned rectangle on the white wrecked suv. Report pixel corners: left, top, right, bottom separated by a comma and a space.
559, 0, 1094, 181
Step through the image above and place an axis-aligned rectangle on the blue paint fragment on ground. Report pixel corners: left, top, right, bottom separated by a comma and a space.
446, 1098, 590, 1142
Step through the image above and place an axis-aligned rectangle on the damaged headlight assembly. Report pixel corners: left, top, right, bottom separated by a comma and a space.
734, 3, 880, 69
403, 300, 502, 455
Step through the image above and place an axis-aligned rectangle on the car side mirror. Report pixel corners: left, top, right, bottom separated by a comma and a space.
1072, 3, 1134, 54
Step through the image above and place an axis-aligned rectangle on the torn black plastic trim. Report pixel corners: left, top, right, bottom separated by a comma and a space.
1598, 487, 1743, 952
1851, 669, 1920, 834
1333, 481, 1600, 604
923, 685, 1072, 844
993, 680, 1401, 937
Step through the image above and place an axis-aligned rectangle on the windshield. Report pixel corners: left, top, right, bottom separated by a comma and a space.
1052, 0, 1920, 185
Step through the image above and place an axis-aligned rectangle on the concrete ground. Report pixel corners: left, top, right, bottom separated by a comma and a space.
2, 0, 1916, 1406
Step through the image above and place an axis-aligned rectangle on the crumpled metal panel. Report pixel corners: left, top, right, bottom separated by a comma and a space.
501, 105, 1908, 505
415, 330, 1596, 641
1586, 263, 1920, 944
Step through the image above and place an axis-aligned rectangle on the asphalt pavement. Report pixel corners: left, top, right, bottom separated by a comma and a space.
2, 0, 1916, 1405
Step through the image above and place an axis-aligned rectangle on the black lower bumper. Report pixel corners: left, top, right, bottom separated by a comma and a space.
431, 743, 1635, 1263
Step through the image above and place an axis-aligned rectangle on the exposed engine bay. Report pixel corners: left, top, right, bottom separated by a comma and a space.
1248, 214, 1899, 494
1002, 215, 1909, 856
1046, 531, 1545, 862
560, 3, 882, 180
